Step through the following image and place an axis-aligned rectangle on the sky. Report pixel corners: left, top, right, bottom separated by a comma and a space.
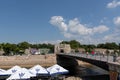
0, 0, 120, 44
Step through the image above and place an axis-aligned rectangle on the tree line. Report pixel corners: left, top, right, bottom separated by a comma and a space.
0, 42, 54, 56
0, 40, 120, 55
61, 40, 120, 53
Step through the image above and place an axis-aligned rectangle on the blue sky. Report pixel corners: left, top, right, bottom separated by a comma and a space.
0, 0, 120, 44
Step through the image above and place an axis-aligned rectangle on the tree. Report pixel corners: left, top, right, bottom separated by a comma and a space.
104, 42, 118, 49
2, 43, 20, 55
61, 40, 81, 50
30, 44, 39, 49
0, 43, 2, 50
69, 40, 80, 49
2, 43, 12, 55
97, 42, 119, 49
18, 41, 30, 50
10, 44, 20, 55
47, 44, 54, 53
97, 43, 105, 48
61, 41, 69, 44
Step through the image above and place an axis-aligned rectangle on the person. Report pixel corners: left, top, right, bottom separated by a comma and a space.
113, 52, 118, 62
91, 51, 95, 56
102, 51, 105, 57
86, 52, 88, 57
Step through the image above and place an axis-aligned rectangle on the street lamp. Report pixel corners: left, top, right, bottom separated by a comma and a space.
119, 43, 120, 54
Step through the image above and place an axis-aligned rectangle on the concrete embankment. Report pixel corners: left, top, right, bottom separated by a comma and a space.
0, 54, 56, 69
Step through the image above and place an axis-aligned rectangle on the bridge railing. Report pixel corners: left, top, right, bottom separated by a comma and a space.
59, 52, 115, 62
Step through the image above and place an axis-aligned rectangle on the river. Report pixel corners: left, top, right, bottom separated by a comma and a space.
79, 65, 110, 80
68, 64, 110, 80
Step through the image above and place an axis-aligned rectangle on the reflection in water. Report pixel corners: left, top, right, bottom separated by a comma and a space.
71, 65, 110, 80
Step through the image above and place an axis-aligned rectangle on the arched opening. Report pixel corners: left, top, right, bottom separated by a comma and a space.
60, 49, 64, 53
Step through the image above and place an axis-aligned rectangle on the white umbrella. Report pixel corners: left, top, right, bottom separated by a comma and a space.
5, 65, 21, 75
47, 64, 69, 75
0, 69, 7, 75
7, 68, 36, 80
29, 65, 48, 75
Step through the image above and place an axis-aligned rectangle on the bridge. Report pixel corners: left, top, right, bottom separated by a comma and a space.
56, 53, 120, 80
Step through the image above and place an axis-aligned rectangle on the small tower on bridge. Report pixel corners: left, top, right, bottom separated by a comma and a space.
54, 44, 71, 54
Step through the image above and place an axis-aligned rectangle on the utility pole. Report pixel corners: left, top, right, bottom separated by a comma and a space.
119, 43, 120, 54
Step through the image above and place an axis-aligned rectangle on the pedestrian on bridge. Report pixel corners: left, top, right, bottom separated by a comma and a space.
102, 51, 105, 57
86, 52, 89, 57
113, 52, 118, 62
91, 51, 95, 56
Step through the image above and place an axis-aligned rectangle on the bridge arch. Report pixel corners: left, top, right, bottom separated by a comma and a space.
56, 54, 80, 75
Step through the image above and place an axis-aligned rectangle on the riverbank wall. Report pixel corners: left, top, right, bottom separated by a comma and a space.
0, 54, 56, 69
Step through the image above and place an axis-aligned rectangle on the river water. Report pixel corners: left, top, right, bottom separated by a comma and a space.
70, 65, 110, 80
80, 66, 109, 80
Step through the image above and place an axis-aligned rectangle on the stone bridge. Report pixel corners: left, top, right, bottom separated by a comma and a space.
56, 53, 120, 80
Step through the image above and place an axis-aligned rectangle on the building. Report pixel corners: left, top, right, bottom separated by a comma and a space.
78, 48, 85, 53
39, 49, 50, 54
0, 50, 4, 55
54, 44, 71, 53
25, 48, 50, 55
94, 48, 107, 54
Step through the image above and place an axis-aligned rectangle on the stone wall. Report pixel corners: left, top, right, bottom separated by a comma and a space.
54, 44, 71, 53
0, 54, 56, 69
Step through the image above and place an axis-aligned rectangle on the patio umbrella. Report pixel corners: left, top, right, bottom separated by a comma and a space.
0, 69, 6, 75
5, 65, 21, 75
47, 64, 69, 75
0, 69, 10, 80
7, 68, 36, 80
29, 64, 48, 76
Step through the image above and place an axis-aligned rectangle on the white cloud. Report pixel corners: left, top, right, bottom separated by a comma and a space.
63, 32, 73, 38
50, 16, 67, 32
114, 16, 120, 26
50, 16, 110, 44
68, 18, 109, 36
50, 16, 109, 38
103, 32, 120, 43
68, 18, 93, 35
107, 0, 120, 8
38, 40, 63, 44
93, 25, 109, 33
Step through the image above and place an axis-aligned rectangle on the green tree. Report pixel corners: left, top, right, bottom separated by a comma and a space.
97, 43, 105, 48
0, 43, 2, 50
104, 42, 118, 49
45, 44, 54, 53
30, 44, 39, 49
69, 40, 80, 49
97, 42, 119, 49
61, 40, 81, 50
18, 41, 30, 50
61, 41, 70, 44
11, 44, 20, 55
2, 43, 20, 55
3, 43, 12, 55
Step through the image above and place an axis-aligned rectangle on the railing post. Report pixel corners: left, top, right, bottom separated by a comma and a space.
95, 54, 96, 59
86, 52, 88, 58
100, 54, 101, 61
107, 55, 109, 62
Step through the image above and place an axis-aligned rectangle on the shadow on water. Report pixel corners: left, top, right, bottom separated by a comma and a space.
73, 65, 110, 80
81, 75, 110, 80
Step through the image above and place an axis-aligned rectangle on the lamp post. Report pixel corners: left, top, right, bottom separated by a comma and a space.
119, 43, 120, 54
